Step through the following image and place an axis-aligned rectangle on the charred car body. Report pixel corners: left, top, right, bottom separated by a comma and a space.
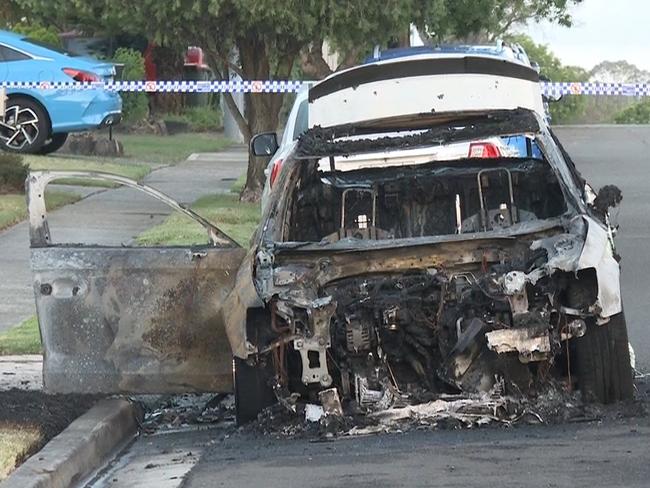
28, 54, 633, 425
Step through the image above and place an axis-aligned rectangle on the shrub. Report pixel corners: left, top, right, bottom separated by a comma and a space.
0, 153, 29, 193
113, 48, 149, 123
614, 100, 650, 124
165, 106, 223, 132
12, 23, 62, 48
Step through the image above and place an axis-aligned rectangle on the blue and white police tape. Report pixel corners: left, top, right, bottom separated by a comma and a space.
0, 80, 304, 93
0, 80, 648, 96
541, 82, 650, 97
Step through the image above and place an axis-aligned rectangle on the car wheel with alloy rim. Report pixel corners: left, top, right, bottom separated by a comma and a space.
0, 97, 49, 153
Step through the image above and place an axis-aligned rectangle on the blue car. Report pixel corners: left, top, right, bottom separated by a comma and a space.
0, 30, 122, 154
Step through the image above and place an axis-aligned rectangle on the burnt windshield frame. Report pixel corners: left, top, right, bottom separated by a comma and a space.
297, 109, 540, 159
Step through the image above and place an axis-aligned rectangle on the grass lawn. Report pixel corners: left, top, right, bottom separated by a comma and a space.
0, 316, 41, 356
230, 173, 246, 194
23, 155, 153, 187
136, 193, 260, 247
119, 133, 231, 165
0, 426, 41, 481
0, 191, 81, 231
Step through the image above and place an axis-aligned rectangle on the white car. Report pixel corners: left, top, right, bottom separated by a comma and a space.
29, 51, 632, 426
259, 83, 310, 211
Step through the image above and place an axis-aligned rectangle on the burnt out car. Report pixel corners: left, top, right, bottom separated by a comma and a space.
28, 55, 633, 425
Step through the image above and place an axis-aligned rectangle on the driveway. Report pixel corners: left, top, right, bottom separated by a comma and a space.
0, 148, 247, 333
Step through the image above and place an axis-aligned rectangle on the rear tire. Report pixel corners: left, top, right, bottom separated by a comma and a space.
0, 97, 50, 154
38, 133, 69, 154
234, 357, 276, 425
575, 312, 634, 403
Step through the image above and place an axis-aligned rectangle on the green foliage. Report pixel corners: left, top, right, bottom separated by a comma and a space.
507, 34, 588, 124
0, 316, 41, 355
0, 190, 80, 231
18, 0, 582, 192
136, 193, 260, 247
19, 1, 582, 74
614, 100, 650, 124
11, 22, 62, 47
165, 106, 223, 132
119, 133, 231, 164
0, 153, 28, 193
23, 154, 152, 185
113, 47, 149, 123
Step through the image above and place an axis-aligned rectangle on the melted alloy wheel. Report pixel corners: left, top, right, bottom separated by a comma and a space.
0, 105, 41, 150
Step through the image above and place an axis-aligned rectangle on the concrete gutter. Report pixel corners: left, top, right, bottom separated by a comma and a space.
2, 398, 142, 488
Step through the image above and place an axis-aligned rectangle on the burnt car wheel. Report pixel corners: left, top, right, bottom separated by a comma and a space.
575, 312, 634, 403
234, 357, 276, 425
38, 133, 69, 155
0, 97, 49, 154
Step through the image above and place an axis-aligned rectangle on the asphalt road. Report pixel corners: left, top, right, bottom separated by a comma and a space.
184, 413, 650, 488
554, 126, 650, 373
86, 126, 650, 488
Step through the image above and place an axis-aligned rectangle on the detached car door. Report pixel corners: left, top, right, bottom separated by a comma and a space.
28, 171, 247, 394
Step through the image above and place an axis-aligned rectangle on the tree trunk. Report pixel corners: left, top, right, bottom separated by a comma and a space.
150, 46, 184, 114
236, 34, 293, 202
240, 93, 282, 201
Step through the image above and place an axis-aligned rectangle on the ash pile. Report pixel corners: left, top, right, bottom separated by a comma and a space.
133, 375, 647, 438
138, 393, 236, 433
249, 379, 604, 438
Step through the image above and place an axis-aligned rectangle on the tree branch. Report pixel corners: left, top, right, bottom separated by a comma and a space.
336, 46, 362, 71
299, 39, 333, 79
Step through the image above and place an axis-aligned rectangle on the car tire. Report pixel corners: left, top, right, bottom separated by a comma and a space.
234, 357, 276, 425
38, 133, 69, 155
0, 97, 50, 154
575, 312, 634, 403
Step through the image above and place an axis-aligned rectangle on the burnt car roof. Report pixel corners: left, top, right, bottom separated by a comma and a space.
296, 108, 540, 159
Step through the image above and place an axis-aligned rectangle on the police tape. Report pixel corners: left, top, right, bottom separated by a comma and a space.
542, 82, 650, 97
0, 80, 304, 93
0, 80, 648, 96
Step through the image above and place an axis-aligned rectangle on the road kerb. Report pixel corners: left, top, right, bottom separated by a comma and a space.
2, 398, 142, 488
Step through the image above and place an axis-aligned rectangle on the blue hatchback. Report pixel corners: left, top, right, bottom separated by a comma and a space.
0, 30, 122, 154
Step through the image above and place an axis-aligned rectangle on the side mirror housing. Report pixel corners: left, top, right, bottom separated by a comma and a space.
593, 185, 623, 214
250, 132, 279, 157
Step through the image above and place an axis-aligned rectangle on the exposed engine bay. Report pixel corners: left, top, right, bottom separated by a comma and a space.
266, 255, 595, 411
249, 150, 624, 413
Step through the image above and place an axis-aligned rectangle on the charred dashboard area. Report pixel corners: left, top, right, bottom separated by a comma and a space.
288, 158, 567, 243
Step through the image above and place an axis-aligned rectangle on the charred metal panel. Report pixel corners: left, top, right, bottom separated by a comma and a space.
33, 246, 246, 394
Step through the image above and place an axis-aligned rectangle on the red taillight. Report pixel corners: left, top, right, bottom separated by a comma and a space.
468, 142, 501, 159
63, 68, 100, 83
269, 159, 283, 188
